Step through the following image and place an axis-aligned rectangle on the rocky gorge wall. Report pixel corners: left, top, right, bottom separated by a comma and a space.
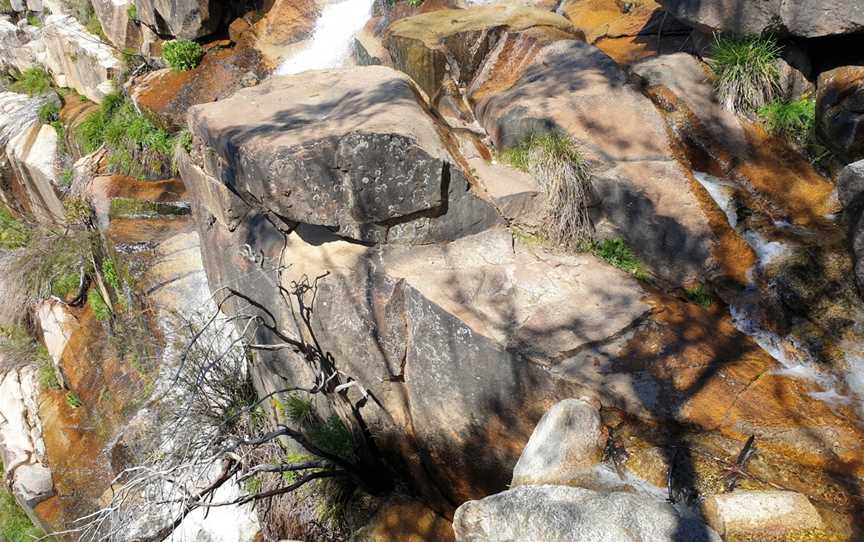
1, 0, 864, 541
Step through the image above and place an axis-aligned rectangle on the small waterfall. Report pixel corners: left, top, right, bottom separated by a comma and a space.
275, 0, 375, 76
693, 171, 864, 413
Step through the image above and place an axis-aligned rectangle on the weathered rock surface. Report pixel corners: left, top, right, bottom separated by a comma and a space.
657, 0, 864, 38
35, 302, 77, 389
386, 4, 580, 98
187, 66, 501, 244
91, 0, 141, 50
559, 0, 692, 64
816, 65, 864, 163
452, 485, 721, 542
510, 398, 605, 487
6, 122, 65, 223
130, 44, 265, 130
703, 491, 823, 538
839, 160, 864, 298
42, 15, 122, 103
134, 0, 223, 39
0, 367, 53, 507
474, 40, 716, 285
236, 0, 319, 68
0, 18, 45, 73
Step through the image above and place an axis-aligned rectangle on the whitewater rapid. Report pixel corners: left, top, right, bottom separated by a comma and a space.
275, 0, 375, 76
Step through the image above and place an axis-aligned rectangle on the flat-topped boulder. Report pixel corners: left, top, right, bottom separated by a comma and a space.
42, 15, 122, 103
187, 66, 500, 244
474, 40, 717, 285
657, 0, 864, 38
386, 5, 581, 97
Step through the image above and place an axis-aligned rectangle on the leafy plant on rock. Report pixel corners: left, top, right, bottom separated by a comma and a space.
758, 96, 816, 146
591, 238, 650, 281
77, 93, 176, 178
709, 33, 781, 114
162, 39, 204, 71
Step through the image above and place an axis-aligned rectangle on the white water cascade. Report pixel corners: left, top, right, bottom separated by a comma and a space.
275, 0, 375, 76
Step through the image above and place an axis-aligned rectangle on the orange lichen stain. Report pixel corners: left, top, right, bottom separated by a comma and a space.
623, 296, 864, 479
363, 501, 455, 542
38, 305, 155, 525
733, 123, 837, 226
106, 216, 193, 245
94, 176, 186, 203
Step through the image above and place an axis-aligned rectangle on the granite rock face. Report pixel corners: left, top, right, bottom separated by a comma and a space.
187, 66, 501, 245
452, 485, 722, 542
703, 491, 823, 539
42, 15, 122, 103
134, 0, 224, 39
816, 66, 864, 163
657, 0, 864, 38
510, 398, 606, 487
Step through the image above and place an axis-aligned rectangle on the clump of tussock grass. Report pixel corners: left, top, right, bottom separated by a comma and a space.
758, 96, 816, 145
709, 34, 781, 114
501, 133, 595, 250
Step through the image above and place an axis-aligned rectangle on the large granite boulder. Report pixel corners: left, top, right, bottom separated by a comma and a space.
42, 15, 122, 103
657, 0, 864, 38
703, 491, 823, 539
91, 0, 141, 50
452, 485, 721, 542
839, 160, 864, 297
130, 44, 265, 130
816, 65, 864, 163
386, 4, 580, 98
510, 398, 606, 487
187, 66, 501, 245
6, 122, 65, 223
0, 18, 45, 73
0, 366, 53, 508
134, 0, 224, 40
474, 40, 716, 285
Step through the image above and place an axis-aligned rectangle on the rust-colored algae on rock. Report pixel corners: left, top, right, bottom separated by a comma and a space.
37, 304, 158, 530
358, 500, 455, 542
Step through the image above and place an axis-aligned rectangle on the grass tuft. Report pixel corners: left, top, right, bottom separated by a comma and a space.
77, 94, 176, 179
591, 238, 650, 281
709, 34, 781, 114
684, 284, 714, 307
0, 207, 31, 250
758, 97, 815, 146
0, 479, 44, 542
10, 67, 53, 96
501, 133, 595, 250
88, 288, 111, 321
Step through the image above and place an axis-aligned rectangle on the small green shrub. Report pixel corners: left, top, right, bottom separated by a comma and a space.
307, 415, 354, 461
85, 12, 106, 40
284, 394, 314, 424
60, 167, 75, 188
37, 102, 60, 124
88, 288, 111, 321
51, 272, 81, 299
0, 480, 44, 542
684, 284, 714, 307
0, 207, 30, 250
592, 238, 650, 281
65, 391, 82, 408
758, 97, 816, 146
26, 14, 42, 27
162, 39, 204, 71
709, 34, 781, 114
38, 356, 61, 390
10, 67, 53, 96
126, 3, 137, 20
77, 94, 176, 178
501, 133, 594, 250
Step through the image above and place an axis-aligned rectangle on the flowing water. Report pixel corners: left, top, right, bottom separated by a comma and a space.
693, 171, 864, 415
275, 0, 375, 76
